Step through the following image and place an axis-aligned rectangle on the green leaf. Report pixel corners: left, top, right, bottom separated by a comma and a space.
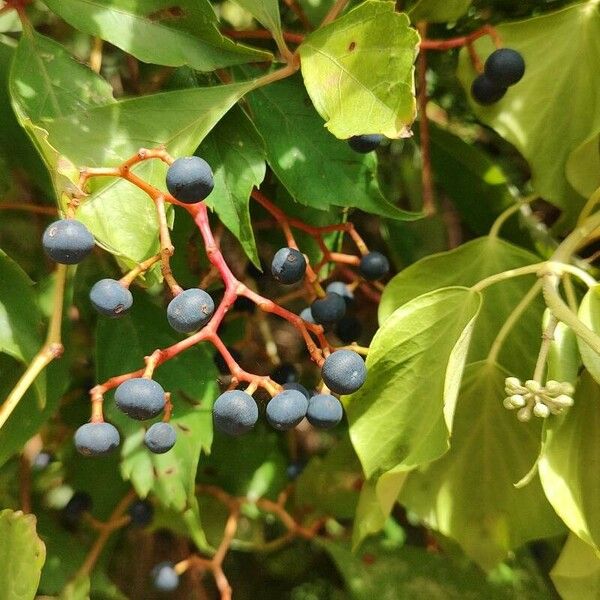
408, 0, 472, 23
96, 292, 218, 511
379, 237, 544, 379
577, 285, 600, 385
198, 106, 265, 267
58, 576, 90, 600
546, 311, 580, 386
244, 73, 420, 220
567, 132, 600, 199
44, 0, 271, 71
299, 1, 419, 139
0, 509, 46, 600
539, 371, 600, 550
348, 287, 481, 478
230, 0, 284, 50
401, 362, 563, 569
457, 2, 600, 221
551, 534, 600, 600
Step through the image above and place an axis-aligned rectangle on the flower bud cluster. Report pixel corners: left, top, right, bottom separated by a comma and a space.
503, 377, 574, 421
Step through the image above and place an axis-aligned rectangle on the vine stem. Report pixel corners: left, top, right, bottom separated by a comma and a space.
533, 315, 557, 382
488, 196, 536, 239
321, 0, 349, 26
419, 24, 501, 50
0, 263, 68, 430
222, 28, 305, 44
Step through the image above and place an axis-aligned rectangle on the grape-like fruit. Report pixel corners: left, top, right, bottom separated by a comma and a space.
89, 278, 133, 318
128, 499, 154, 527
470, 74, 507, 105
283, 382, 310, 400
300, 307, 315, 324
151, 562, 180, 592
115, 378, 165, 421
74, 422, 120, 456
272, 363, 298, 385
348, 134, 385, 153
167, 288, 214, 333
266, 389, 309, 431
311, 293, 346, 325
484, 48, 525, 87
165, 156, 214, 204
326, 281, 353, 305
144, 422, 177, 454
286, 462, 305, 480
321, 349, 367, 395
213, 390, 258, 436
359, 251, 389, 281
32, 451, 53, 471
42, 219, 95, 264
307, 394, 343, 429
61, 491, 92, 529
334, 315, 362, 344
271, 247, 307, 285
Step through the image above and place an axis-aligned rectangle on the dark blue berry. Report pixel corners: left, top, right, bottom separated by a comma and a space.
283, 382, 310, 400
321, 349, 367, 395
128, 499, 154, 527
213, 390, 258, 436
359, 251, 389, 281
115, 378, 165, 421
266, 390, 309, 431
166, 156, 214, 204
300, 307, 315, 324
271, 247, 307, 285
311, 293, 346, 325
348, 134, 385, 153
326, 281, 353, 305
32, 451, 53, 471
151, 561, 179, 592
334, 315, 362, 344
470, 74, 507, 105
307, 394, 343, 429
89, 278, 133, 318
74, 422, 120, 456
286, 462, 305, 480
484, 48, 525, 87
272, 363, 298, 385
144, 422, 177, 454
61, 491, 92, 529
167, 288, 214, 333
42, 219, 95, 264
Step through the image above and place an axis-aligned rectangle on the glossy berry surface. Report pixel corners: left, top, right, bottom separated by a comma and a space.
128, 500, 154, 527
271, 247, 307, 285
42, 219, 95, 264
484, 48, 525, 87
167, 288, 214, 333
166, 156, 214, 203
144, 422, 177, 454
213, 390, 258, 436
74, 422, 120, 456
272, 363, 298, 385
115, 378, 165, 420
326, 281, 353, 305
61, 491, 92, 529
307, 394, 343, 429
470, 74, 507, 105
151, 562, 179, 592
266, 389, 309, 431
334, 315, 362, 344
300, 307, 315, 324
348, 134, 385, 153
89, 278, 133, 318
359, 251, 390, 281
321, 349, 367, 395
283, 382, 310, 400
311, 292, 346, 325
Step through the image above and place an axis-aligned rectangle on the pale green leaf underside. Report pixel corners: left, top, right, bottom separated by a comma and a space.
44, 0, 271, 71
551, 534, 600, 600
401, 362, 564, 569
348, 286, 481, 478
577, 285, 600, 386
299, 0, 418, 138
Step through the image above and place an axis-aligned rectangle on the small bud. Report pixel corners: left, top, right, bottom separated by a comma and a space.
545, 380, 562, 395
533, 402, 550, 418
517, 406, 532, 422
508, 394, 526, 408
553, 394, 574, 408
503, 397, 515, 410
560, 382, 575, 396
505, 377, 521, 392
525, 380, 541, 393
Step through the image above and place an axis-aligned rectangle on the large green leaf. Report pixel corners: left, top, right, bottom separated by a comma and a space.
577, 285, 600, 385
539, 371, 600, 550
457, 2, 600, 220
567, 132, 600, 199
408, 0, 472, 23
299, 1, 418, 139
401, 362, 563, 569
0, 510, 46, 600
198, 106, 265, 267
44, 0, 271, 71
379, 237, 544, 379
230, 0, 284, 50
348, 287, 481, 478
245, 73, 420, 220
551, 534, 600, 600
96, 292, 218, 512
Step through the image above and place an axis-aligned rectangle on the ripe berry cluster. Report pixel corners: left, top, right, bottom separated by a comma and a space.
471, 48, 525, 105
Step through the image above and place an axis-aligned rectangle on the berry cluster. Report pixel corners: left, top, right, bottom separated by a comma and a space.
471, 48, 525, 105
503, 377, 574, 421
